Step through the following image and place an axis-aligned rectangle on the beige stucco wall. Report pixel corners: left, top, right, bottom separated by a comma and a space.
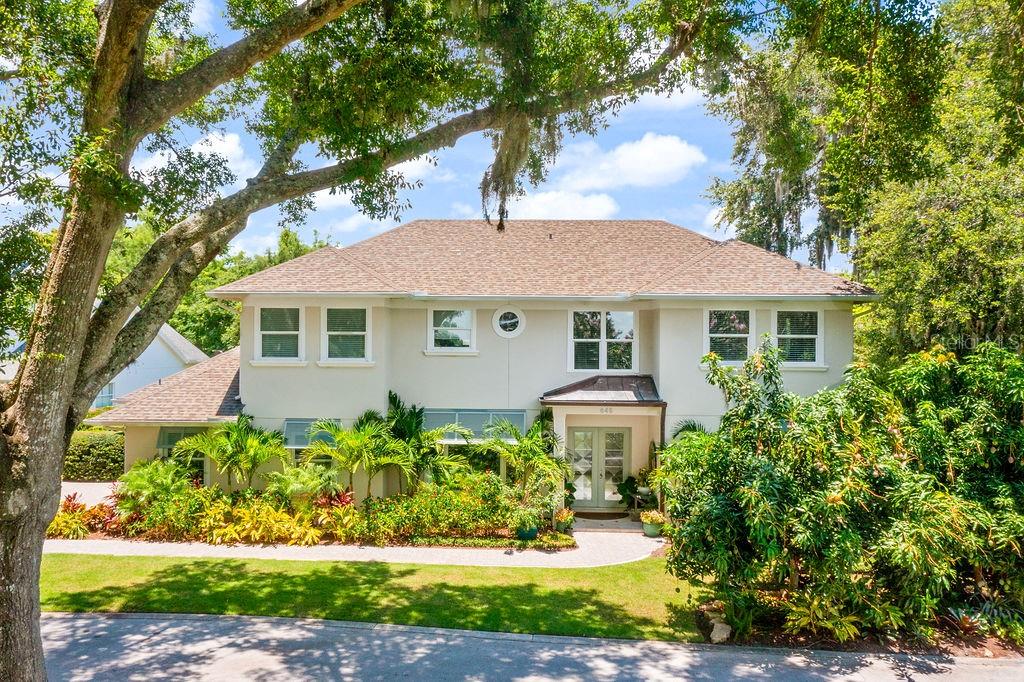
123, 425, 160, 470
237, 297, 856, 432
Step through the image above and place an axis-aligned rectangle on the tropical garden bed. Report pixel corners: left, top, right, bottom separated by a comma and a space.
48, 395, 579, 550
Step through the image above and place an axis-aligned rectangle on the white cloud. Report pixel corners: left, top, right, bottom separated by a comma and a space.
327, 213, 375, 233
555, 133, 706, 193
394, 155, 456, 183
195, 131, 259, 183
700, 206, 735, 239
451, 202, 476, 218
229, 231, 279, 255
311, 188, 353, 211
627, 86, 704, 112
189, 0, 216, 33
508, 191, 619, 220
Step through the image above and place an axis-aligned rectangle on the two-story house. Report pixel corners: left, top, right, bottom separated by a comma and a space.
90, 219, 873, 510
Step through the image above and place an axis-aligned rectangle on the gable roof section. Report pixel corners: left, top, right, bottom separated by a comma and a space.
209, 220, 872, 299
87, 348, 242, 425
156, 323, 208, 365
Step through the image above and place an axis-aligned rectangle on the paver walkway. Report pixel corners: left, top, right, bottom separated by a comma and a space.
44, 530, 662, 568
42, 612, 1016, 681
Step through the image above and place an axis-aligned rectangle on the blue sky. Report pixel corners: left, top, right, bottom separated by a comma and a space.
130, 0, 752, 261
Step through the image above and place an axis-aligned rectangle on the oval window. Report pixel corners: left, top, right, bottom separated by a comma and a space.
492, 307, 525, 339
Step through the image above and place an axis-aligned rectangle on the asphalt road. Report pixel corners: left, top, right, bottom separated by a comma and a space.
42, 613, 1019, 681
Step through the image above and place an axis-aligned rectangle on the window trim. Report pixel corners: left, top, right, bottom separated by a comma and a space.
703, 308, 756, 365
426, 308, 477, 354
320, 306, 372, 364
93, 381, 115, 408
491, 306, 526, 339
772, 308, 825, 367
567, 309, 638, 373
254, 305, 305, 363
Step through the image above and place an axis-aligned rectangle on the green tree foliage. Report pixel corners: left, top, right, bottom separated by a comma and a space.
856, 0, 1024, 361
705, 1, 948, 266
0, 225, 49, 357
657, 339, 1024, 643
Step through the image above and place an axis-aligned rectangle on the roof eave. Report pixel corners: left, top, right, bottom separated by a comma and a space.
83, 416, 239, 427
207, 290, 877, 302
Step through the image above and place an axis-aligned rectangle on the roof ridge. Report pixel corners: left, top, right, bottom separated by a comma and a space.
632, 239, 724, 294
329, 245, 405, 292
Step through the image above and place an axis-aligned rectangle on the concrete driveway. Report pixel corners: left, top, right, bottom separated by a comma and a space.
42, 613, 1016, 681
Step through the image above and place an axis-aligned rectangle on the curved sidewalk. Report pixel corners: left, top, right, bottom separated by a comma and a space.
43, 530, 663, 568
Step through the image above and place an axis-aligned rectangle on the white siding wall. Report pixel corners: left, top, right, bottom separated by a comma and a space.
109, 335, 190, 400
238, 298, 856, 431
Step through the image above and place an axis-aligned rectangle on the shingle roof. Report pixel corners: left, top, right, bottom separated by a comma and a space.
209, 220, 872, 299
156, 323, 208, 365
87, 348, 242, 425
541, 375, 664, 405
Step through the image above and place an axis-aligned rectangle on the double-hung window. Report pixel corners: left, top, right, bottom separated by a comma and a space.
323, 308, 369, 361
258, 307, 302, 360
429, 309, 475, 351
706, 309, 753, 362
570, 311, 635, 371
775, 310, 822, 364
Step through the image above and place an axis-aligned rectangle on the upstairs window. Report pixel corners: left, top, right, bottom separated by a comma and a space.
775, 310, 821, 364
707, 309, 752, 362
324, 308, 369, 361
429, 309, 475, 351
258, 307, 301, 360
571, 311, 635, 371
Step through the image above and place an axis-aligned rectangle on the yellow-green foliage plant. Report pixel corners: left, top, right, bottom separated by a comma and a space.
657, 338, 1024, 644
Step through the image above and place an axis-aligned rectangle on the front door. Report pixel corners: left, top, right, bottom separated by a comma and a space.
568, 427, 631, 508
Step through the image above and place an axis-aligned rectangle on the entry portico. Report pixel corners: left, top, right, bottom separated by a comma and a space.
541, 375, 665, 512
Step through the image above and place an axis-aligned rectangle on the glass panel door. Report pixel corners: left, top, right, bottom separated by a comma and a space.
602, 430, 626, 503
569, 429, 594, 503
569, 427, 630, 507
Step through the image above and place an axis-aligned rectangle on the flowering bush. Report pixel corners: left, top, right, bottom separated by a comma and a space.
639, 510, 666, 525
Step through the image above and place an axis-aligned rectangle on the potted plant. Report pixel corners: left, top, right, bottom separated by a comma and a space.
640, 509, 666, 537
512, 506, 541, 541
553, 507, 574, 533
636, 467, 652, 495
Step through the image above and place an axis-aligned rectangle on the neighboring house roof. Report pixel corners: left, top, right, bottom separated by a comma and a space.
209, 220, 873, 299
156, 323, 208, 365
0, 324, 206, 384
541, 375, 665, 406
86, 348, 242, 425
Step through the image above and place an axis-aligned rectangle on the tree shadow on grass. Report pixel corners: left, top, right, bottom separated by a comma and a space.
41, 559, 689, 640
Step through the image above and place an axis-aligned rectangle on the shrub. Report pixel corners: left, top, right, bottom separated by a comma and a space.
657, 339, 1024, 643
115, 460, 223, 540
47, 511, 88, 539
356, 472, 518, 544
63, 430, 124, 481
263, 462, 344, 510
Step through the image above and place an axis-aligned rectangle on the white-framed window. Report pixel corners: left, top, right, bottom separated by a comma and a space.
93, 382, 115, 408
774, 309, 823, 364
322, 307, 370, 361
569, 310, 636, 371
705, 309, 754, 363
492, 306, 525, 339
256, 307, 303, 360
428, 309, 476, 351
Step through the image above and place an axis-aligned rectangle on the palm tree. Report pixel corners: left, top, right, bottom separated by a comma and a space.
475, 419, 569, 503
306, 420, 414, 498
174, 414, 286, 489
407, 424, 472, 490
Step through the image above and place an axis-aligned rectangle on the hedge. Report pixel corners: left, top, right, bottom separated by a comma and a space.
63, 430, 124, 481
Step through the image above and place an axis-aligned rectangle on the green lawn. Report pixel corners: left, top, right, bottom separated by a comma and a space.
41, 554, 701, 642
